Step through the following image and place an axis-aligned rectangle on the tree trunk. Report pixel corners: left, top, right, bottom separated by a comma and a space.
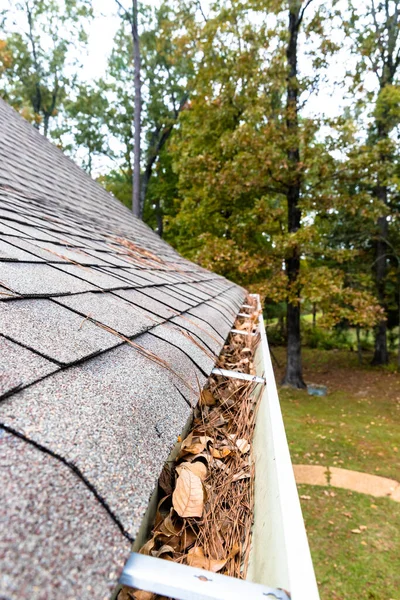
397, 275, 400, 370
131, 0, 141, 218
371, 189, 389, 365
369, 0, 400, 363
312, 302, 317, 328
356, 325, 362, 365
140, 161, 152, 218
155, 197, 163, 238
43, 113, 50, 138
282, 1, 306, 389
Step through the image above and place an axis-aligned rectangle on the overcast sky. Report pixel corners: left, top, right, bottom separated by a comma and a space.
4, 0, 375, 173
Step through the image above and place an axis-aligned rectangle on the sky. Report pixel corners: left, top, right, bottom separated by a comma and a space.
84, 0, 353, 119
78, 0, 358, 173
3, 0, 377, 174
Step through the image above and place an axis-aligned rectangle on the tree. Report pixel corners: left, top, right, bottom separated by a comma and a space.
282, 0, 314, 388
114, 0, 142, 217
0, 0, 92, 137
139, 1, 193, 222
167, 0, 341, 387
59, 82, 110, 174
100, 2, 193, 223
346, 0, 400, 364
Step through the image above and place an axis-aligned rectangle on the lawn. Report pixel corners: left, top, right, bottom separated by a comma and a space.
297, 485, 400, 599
273, 347, 400, 599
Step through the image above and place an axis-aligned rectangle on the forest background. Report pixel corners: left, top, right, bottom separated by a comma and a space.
1, 0, 400, 388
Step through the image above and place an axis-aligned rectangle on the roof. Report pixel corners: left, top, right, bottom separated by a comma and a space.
0, 98, 246, 599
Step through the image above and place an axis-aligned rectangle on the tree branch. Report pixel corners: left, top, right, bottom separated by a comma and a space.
114, 0, 131, 21
196, 1, 208, 22
297, 0, 314, 29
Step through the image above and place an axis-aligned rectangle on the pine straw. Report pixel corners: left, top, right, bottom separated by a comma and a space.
119, 296, 261, 600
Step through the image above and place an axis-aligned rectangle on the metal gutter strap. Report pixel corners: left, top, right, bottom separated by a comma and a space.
119, 552, 291, 600
211, 367, 265, 385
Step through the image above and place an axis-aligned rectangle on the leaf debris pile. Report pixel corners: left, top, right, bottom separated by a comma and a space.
119, 296, 261, 600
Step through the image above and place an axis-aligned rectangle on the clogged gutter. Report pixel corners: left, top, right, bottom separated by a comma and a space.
119, 296, 261, 600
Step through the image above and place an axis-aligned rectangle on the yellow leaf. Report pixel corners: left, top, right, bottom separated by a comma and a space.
172, 469, 204, 518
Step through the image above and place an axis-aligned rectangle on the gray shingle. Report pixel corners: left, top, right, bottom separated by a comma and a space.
171, 313, 224, 355
26, 239, 110, 266
149, 322, 216, 375
55, 292, 158, 337
0, 342, 192, 537
188, 302, 233, 339
113, 288, 178, 320
0, 235, 69, 262
140, 286, 193, 312
0, 336, 58, 396
0, 285, 20, 300
0, 238, 45, 262
0, 431, 130, 600
164, 285, 199, 306
0, 262, 95, 296
0, 97, 248, 597
0, 299, 120, 364
54, 264, 128, 290
134, 332, 206, 406
173, 282, 212, 302
99, 266, 152, 287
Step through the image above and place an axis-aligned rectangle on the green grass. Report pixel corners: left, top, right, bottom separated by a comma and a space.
273, 347, 400, 599
299, 485, 400, 600
276, 348, 400, 479
280, 387, 400, 480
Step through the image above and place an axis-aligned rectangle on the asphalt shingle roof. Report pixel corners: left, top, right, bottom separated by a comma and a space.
0, 98, 246, 599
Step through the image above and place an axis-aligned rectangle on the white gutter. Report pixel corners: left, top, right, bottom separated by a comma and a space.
118, 294, 319, 600
247, 294, 320, 599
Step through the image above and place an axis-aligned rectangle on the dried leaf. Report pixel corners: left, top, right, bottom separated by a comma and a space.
152, 544, 175, 558
200, 389, 216, 406
156, 510, 183, 538
154, 495, 171, 530
181, 528, 197, 550
210, 446, 231, 459
176, 461, 208, 481
172, 469, 204, 518
139, 538, 156, 556
232, 470, 250, 482
180, 433, 211, 455
351, 528, 361, 534
158, 463, 174, 496
132, 590, 156, 600
186, 546, 227, 572
118, 588, 136, 600
236, 439, 251, 454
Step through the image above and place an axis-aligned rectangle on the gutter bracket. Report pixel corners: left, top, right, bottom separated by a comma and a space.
119, 552, 291, 600
211, 367, 265, 385
231, 328, 257, 336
